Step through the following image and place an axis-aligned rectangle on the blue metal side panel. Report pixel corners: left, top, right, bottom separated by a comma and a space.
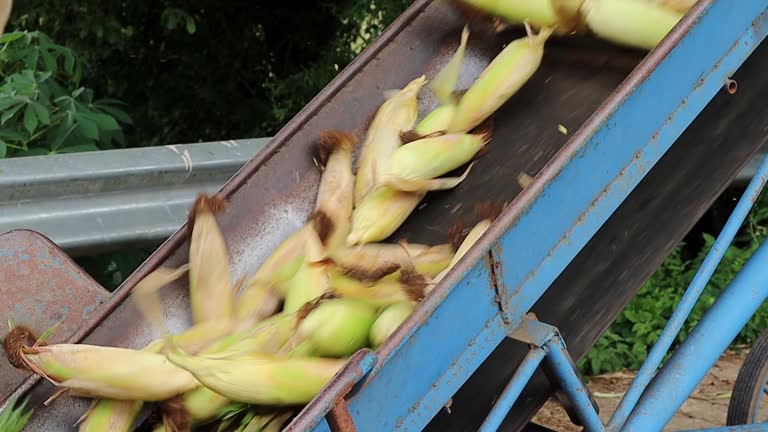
305, 1, 768, 431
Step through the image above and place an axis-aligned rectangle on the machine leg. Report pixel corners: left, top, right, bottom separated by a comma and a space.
623, 239, 768, 431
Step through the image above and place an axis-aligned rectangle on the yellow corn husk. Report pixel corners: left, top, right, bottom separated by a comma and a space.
131, 265, 190, 337
432, 219, 493, 287
413, 104, 458, 136
165, 346, 346, 406
649, 0, 696, 13
448, 26, 553, 134
354, 75, 426, 205
370, 302, 416, 349
581, 0, 683, 51
246, 222, 321, 290
347, 186, 425, 246
296, 298, 377, 357
244, 411, 293, 432
329, 268, 427, 308
431, 26, 469, 106
235, 277, 282, 322
78, 399, 142, 432
330, 242, 453, 280
455, 0, 583, 33
381, 131, 490, 192
188, 194, 234, 324
17, 344, 198, 401
314, 130, 357, 251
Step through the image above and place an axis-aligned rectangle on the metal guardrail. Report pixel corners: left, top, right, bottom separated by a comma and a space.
0, 138, 270, 256
0, 137, 761, 256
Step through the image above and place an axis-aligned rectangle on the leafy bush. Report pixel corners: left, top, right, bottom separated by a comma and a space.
580, 192, 768, 376
0, 31, 130, 158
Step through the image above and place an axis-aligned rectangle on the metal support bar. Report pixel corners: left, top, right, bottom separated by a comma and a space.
608, 150, 768, 431
480, 319, 605, 432
624, 238, 768, 431
0, 138, 270, 256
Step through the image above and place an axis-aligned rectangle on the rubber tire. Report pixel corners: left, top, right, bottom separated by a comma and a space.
727, 329, 768, 425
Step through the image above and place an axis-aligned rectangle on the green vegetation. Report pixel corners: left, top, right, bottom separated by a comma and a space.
0, 398, 33, 432
579, 191, 768, 376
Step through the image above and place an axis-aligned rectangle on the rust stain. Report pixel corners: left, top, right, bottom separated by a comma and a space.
326, 399, 357, 432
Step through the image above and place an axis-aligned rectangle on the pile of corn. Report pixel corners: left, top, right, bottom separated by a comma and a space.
1, 1, 695, 430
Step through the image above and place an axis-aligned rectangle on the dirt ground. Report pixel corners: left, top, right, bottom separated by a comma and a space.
531, 349, 750, 431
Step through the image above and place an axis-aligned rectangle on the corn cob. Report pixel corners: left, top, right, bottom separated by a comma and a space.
347, 186, 425, 246
370, 302, 416, 349
282, 235, 331, 313
453, 0, 584, 34
314, 130, 357, 251
164, 345, 346, 406
448, 26, 553, 134
4, 335, 198, 401
188, 193, 235, 324
581, 0, 683, 51
381, 130, 491, 192
412, 104, 458, 137
295, 298, 377, 357
354, 75, 426, 205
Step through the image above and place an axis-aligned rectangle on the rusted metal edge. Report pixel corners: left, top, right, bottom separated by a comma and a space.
283, 349, 377, 432
4, 0, 435, 405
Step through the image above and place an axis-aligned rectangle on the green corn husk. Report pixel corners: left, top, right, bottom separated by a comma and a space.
314, 130, 357, 251
581, 0, 683, 51
354, 75, 426, 205
243, 411, 293, 432
296, 298, 377, 357
347, 186, 425, 246
78, 399, 143, 432
381, 131, 491, 192
413, 104, 458, 136
188, 194, 235, 324
0, 397, 33, 432
448, 26, 553, 134
15, 343, 199, 401
431, 26, 469, 106
369, 302, 416, 349
235, 277, 282, 323
282, 240, 331, 313
165, 346, 346, 406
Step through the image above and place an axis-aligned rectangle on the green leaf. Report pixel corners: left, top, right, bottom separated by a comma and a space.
31, 101, 51, 125
23, 104, 38, 134
75, 114, 99, 140
18, 148, 49, 157
58, 143, 101, 153
90, 112, 120, 130
186, 17, 197, 34
0, 98, 20, 111
0, 139, 6, 158
1, 103, 24, 125
64, 50, 75, 75
39, 48, 57, 73
0, 397, 33, 432
0, 32, 26, 44
0, 128, 25, 141
96, 105, 132, 125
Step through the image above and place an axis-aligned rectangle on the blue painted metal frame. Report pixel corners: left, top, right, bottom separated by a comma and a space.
288, 1, 768, 431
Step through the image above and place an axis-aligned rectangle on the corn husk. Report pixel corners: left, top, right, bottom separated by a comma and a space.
581, 0, 682, 51
431, 26, 470, 105
235, 277, 282, 323
649, 0, 696, 13
413, 104, 458, 137
329, 269, 427, 308
455, 0, 584, 33
243, 411, 293, 432
448, 26, 553, 133
354, 76, 426, 205
330, 242, 453, 280
188, 194, 235, 323
18, 343, 198, 401
370, 302, 416, 349
282, 234, 331, 313
0, 0, 12, 36
347, 186, 425, 246
314, 130, 357, 251
381, 131, 490, 192
77, 399, 142, 432
296, 298, 377, 357
165, 346, 346, 406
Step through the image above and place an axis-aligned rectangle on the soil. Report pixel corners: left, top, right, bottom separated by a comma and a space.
531, 349, 751, 431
